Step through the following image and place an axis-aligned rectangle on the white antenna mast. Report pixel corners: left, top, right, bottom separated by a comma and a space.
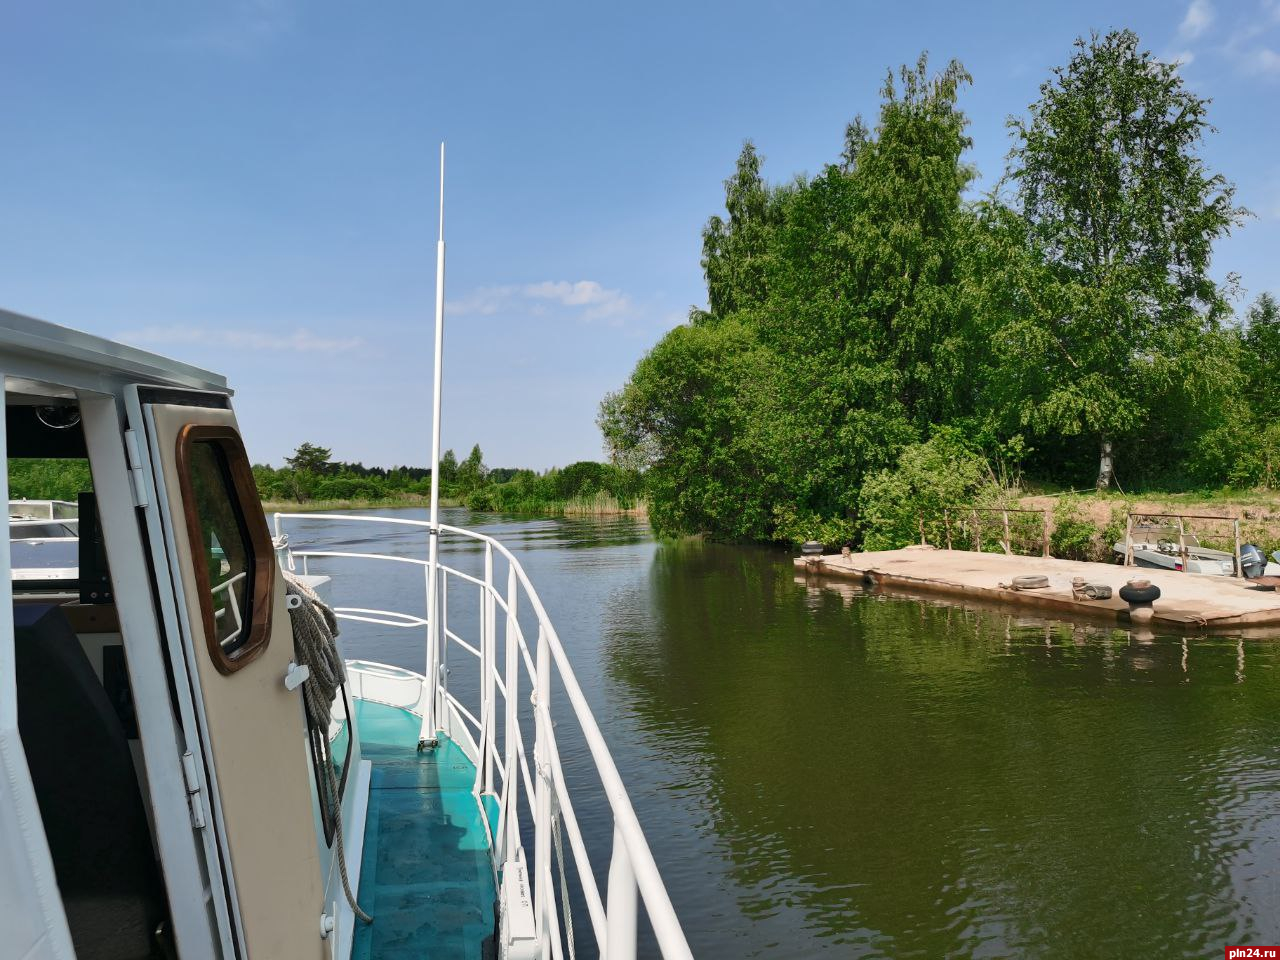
423, 141, 446, 743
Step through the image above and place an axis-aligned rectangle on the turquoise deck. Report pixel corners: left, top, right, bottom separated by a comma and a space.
351, 700, 497, 960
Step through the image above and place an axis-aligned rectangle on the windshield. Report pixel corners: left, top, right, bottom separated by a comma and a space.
10, 521, 77, 540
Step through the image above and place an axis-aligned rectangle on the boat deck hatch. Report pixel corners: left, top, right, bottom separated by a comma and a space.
352, 700, 496, 960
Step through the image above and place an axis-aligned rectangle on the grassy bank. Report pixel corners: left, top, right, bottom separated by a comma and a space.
262, 496, 461, 513
261, 494, 647, 518
1009, 489, 1280, 561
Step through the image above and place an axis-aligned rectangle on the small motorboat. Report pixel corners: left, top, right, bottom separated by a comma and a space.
9, 516, 79, 584
1114, 525, 1239, 575
1115, 527, 1280, 578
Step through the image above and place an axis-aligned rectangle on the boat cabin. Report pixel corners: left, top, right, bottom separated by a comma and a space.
0, 309, 369, 960
0, 308, 691, 960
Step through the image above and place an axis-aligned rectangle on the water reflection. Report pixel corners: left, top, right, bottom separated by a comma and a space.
606, 538, 1280, 958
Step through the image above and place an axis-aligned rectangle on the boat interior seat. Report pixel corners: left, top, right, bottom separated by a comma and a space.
14, 602, 168, 960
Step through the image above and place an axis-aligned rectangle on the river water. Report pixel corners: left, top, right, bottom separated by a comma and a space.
285, 507, 1280, 959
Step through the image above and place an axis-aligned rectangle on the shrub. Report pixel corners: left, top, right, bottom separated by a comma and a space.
1103, 502, 1132, 553
1189, 419, 1264, 487
1050, 496, 1097, 561
772, 504, 857, 548
857, 428, 997, 551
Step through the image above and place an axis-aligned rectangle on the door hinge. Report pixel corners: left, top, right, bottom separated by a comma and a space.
181, 750, 208, 829
123, 429, 150, 508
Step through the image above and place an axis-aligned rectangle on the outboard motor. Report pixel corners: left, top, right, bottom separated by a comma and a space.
1240, 543, 1266, 579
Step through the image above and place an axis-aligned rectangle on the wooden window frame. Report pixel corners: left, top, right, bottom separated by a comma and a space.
175, 424, 275, 675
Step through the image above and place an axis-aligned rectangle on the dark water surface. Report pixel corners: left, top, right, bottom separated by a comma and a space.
286, 508, 1280, 959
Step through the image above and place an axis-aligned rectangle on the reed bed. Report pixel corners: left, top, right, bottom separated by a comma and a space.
559, 492, 649, 517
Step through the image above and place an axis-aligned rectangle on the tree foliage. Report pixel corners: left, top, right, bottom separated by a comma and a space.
1002, 29, 1247, 486
285, 441, 331, 474
858, 429, 995, 552
603, 33, 1259, 544
1242, 293, 1280, 419
8, 459, 93, 502
251, 440, 644, 513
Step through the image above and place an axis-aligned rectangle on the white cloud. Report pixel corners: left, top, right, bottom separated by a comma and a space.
1166, 49, 1197, 66
522, 280, 631, 320
1180, 0, 1214, 40
1219, 1, 1280, 72
1246, 46, 1280, 73
117, 325, 362, 354
450, 280, 633, 324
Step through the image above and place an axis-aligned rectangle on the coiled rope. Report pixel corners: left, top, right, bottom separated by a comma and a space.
282, 570, 372, 924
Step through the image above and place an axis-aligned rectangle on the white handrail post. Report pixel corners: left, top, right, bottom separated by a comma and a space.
606, 824, 638, 960
502, 564, 520, 863
533, 625, 552, 959
439, 571, 449, 723
422, 559, 438, 742
482, 543, 496, 794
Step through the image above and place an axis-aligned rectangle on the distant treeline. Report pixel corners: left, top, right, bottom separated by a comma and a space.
8, 459, 93, 502
601, 31, 1279, 546
253, 442, 645, 514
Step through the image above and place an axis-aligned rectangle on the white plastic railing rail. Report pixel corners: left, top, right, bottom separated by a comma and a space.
273, 512, 692, 960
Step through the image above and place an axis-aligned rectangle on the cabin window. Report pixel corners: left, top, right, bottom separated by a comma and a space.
8, 453, 93, 593
176, 425, 273, 673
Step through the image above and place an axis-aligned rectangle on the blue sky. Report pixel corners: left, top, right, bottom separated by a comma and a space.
1, 0, 1277, 470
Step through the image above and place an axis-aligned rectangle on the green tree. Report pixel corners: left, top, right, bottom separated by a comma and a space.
1189, 293, 1280, 488
285, 442, 332, 474
438, 449, 458, 487
602, 54, 979, 541
456, 444, 487, 493
8, 459, 93, 501
600, 319, 782, 539
700, 141, 778, 320
1242, 293, 1280, 417
1003, 29, 1246, 489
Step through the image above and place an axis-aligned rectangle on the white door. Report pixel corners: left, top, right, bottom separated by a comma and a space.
137, 394, 327, 960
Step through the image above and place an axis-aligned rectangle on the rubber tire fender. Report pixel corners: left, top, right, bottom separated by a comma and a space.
1118, 582, 1161, 604
1011, 574, 1049, 590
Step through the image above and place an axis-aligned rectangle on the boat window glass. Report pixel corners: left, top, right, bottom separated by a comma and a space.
10, 521, 77, 540
176, 427, 273, 673
8, 458, 91, 591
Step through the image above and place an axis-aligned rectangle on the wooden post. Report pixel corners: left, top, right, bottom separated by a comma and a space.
944, 509, 952, 551
972, 509, 980, 552
1001, 509, 1012, 556
1178, 516, 1188, 573
1234, 518, 1243, 579
1042, 509, 1051, 558
919, 512, 926, 546
1124, 514, 1133, 567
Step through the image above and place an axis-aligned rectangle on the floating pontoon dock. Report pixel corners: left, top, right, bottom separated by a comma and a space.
796, 547, 1280, 633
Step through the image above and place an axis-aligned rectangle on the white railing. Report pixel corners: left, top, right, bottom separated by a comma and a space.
273, 512, 692, 960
